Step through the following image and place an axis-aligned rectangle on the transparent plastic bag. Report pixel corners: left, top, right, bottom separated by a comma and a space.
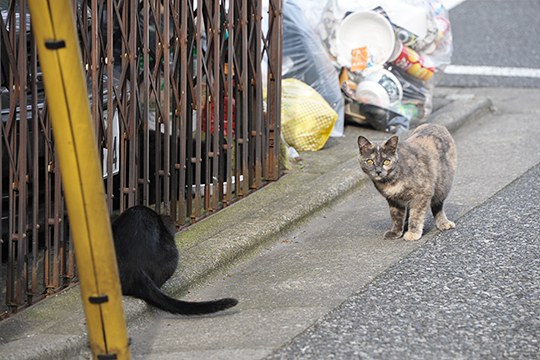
328, 0, 452, 131
384, 0, 453, 68
282, 0, 344, 137
317, 0, 453, 69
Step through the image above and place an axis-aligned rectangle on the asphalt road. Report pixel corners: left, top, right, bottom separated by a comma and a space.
269, 162, 540, 359
439, 0, 540, 88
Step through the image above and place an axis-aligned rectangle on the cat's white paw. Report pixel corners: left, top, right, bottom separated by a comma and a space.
437, 220, 455, 231
403, 231, 422, 241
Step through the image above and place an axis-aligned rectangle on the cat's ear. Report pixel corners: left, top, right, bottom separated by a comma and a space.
357, 136, 373, 153
383, 136, 399, 153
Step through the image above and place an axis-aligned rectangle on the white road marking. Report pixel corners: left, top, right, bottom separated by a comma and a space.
441, 0, 540, 80
443, 65, 540, 79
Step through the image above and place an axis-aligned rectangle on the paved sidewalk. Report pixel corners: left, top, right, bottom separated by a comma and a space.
0, 87, 501, 359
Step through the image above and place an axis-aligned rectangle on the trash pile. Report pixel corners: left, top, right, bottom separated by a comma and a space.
279, 0, 453, 152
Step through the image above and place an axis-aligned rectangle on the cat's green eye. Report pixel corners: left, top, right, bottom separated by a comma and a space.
366, 159, 374, 165
383, 159, 391, 166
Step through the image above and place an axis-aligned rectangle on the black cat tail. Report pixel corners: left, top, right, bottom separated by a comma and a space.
130, 270, 238, 315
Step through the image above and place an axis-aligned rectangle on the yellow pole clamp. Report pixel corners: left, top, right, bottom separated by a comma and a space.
27, 1, 130, 358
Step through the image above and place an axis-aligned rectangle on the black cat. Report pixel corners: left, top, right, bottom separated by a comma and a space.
112, 205, 238, 315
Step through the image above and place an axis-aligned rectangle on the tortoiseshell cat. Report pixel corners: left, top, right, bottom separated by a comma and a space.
112, 205, 238, 314
357, 123, 457, 241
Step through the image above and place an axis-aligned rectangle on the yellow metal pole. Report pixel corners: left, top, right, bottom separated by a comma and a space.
27, 1, 130, 358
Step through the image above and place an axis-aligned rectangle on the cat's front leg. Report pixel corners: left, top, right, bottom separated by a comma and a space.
385, 200, 405, 239
403, 197, 430, 241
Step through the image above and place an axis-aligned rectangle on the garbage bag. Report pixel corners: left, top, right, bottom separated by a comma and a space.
283, 0, 344, 137
356, 103, 410, 134
325, 0, 452, 131
281, 79, 338, 152
318, 0, 452, 70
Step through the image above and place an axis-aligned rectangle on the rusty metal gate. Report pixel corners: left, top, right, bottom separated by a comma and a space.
0, 0, 282, 319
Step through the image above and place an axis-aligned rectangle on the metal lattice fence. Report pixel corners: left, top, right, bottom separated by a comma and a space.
0, 0, 282, 319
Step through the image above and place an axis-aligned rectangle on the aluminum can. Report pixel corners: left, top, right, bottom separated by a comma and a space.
390, 44, 434, 81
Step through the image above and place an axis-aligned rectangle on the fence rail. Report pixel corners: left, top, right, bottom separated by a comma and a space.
0, 0, 282, 319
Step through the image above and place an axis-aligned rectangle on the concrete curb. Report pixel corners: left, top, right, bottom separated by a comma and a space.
0, 93, 492, 359
170, 151, 368, 293
432, 96, 493, 133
